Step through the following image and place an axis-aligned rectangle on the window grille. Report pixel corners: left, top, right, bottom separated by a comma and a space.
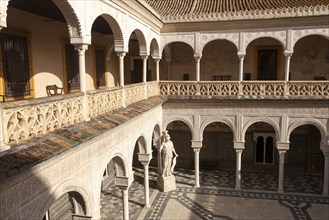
0, 30, 31, 99
95, 48, 106, 88
65, 43, 80, 91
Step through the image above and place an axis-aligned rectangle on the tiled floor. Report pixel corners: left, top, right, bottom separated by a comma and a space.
100, 167, 328, 220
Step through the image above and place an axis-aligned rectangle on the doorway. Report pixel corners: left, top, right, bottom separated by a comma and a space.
257, 49, 278, 80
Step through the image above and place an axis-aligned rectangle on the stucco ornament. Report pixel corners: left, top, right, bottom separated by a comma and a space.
159, 130, 178, 177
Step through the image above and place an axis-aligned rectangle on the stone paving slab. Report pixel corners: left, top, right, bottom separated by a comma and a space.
101, 167, 328, 220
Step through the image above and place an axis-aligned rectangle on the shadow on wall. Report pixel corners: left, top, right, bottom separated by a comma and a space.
0, 149, 90, 220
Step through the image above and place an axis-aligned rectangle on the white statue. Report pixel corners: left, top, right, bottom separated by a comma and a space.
160, 130, 178, 177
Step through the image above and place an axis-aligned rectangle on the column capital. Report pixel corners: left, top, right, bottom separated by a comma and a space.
74, 44, 88, 54
194, 54, 202, 60
284, 50, 293, 57
276, 141, 290, 151
237, 51, 246, 57
138, 153, 152, 165
115, 172, 134, 190
233, 141, 245, 150
141, 55, 149, 60
191, 140, 202, 150
117, 52, 126, 58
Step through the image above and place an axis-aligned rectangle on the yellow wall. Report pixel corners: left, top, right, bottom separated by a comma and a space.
5, 8, 120, 98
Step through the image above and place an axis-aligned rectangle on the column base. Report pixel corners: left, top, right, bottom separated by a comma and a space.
0, 142, 10, 152
194, 184, 200, 188
158, 175, 176, 192
277, 189, 284, 194
235, 186, 241, 191
145, 204, 151, 209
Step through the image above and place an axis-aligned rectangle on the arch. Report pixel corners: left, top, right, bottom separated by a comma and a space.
163, 116, 194, 139
292, 31, 329, 48
163, 45, 172, 60
200, 117, 237, 141
200, 38, 238, 55
242, 117, 280, 142
135, 134, 148, 154
91, 14, 125, 52
245, 35, 285, 52
160, 40, 194, 56
52, 0, 82, 38
129, 29, 148, 55
288, 119, 327, 144
150, 38, 161, 58
153, 123, 162, 142
39, 179, 91, 220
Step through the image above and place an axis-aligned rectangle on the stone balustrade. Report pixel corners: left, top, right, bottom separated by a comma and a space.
0, 83, 159, 146
159, 81, 329, 97
0, 80, 328, 147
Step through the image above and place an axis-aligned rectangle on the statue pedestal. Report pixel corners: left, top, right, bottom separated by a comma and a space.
158, 175, 176, 192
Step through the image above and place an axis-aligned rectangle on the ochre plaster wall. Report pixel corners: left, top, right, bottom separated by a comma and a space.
5, 8, 120, 98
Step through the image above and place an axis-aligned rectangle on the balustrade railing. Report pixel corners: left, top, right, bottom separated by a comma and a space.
159, 81, 329, 97
0, 83, 157, 146
1, 81, 328, 147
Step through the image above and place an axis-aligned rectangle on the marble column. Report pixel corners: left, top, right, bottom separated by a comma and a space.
234, 142, 245, 191
322, 145, 329, 196
138, 153, 152, 208
284, 53, 292, 95
195, 55, 201, 82
154, 59, 160, 81
117, 52, 126, 87
191, 140, 202, 188
277, 142, 289, 194
122, 189, 129, 220
238, 54, 245, 81
75, 44, 89, 121
115, 175, 132, 220
284, 53, 292, 81
142, 55, 148, 83
278, 150, 286, 193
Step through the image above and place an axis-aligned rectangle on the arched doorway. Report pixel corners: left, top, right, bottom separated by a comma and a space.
286, 124, 324, 194
200, 121, 235, 188
242, 122, 278, 191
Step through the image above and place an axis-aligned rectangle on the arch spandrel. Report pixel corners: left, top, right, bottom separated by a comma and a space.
242, 117, 281, 142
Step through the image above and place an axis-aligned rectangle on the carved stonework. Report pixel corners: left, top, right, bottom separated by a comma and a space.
2, 96, 84, 145
52, 0, 82, 38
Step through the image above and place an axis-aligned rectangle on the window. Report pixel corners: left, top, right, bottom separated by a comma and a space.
254, 133, 275, 164
64, 43, 80, 92
95, 48, 106, 88
0, 29, 32, 100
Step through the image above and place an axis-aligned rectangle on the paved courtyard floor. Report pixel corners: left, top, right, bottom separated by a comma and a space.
101, 167, 329, 220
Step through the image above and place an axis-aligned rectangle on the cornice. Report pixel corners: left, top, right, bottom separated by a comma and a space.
162, 4, 329, 23
111, 0, 163, 32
